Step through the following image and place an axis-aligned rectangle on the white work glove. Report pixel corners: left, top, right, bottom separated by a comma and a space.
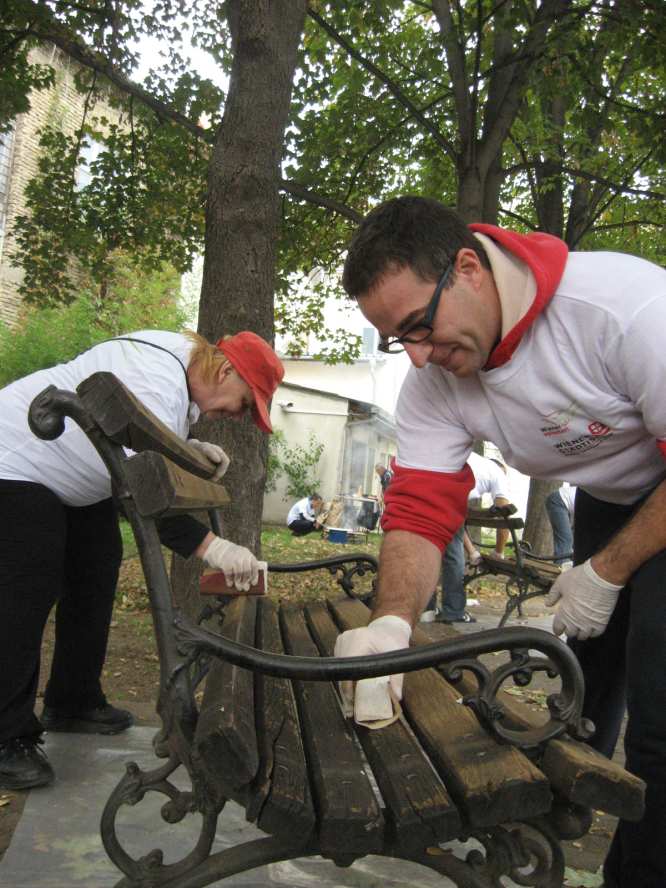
334, 615, 412, 717
468, 549, 483, 566
188, 439, 230, 482
546, 558, 623, 641
202, 537, 259, 591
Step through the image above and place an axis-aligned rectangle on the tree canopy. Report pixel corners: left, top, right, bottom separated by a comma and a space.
3, 1, 664, 357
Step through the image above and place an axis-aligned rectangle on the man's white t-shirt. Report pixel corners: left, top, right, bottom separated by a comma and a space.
287, 497, 316, 525
0, 331, 199, 506
395, 251, 666, 506
467, 451, 509, 503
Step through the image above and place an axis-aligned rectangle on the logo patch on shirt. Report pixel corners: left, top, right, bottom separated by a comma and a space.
539, 403, 578, 437
551, 420, 614, 456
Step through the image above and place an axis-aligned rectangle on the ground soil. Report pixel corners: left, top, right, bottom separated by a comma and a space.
0, 555, 618, 884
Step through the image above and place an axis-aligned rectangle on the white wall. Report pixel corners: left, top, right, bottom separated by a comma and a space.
263, 385, 348, 524
281, 354, 409, 417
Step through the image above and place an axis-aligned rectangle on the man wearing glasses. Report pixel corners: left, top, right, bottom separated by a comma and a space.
335, 195, 666, 888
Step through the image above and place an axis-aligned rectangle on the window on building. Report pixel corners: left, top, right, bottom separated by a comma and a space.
0, 126, 15, 253
76, 137, 103, 190
361, 326, 378, 355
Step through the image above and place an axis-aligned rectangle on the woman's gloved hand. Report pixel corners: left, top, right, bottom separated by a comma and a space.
188, 439, 230, 481
202, 537, 259, 591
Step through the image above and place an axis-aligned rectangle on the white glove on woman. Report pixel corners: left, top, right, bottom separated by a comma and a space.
202, 537, 259, 591
546, 558, 623, 640
188, 439, 230, 481
334, 615, 412, 716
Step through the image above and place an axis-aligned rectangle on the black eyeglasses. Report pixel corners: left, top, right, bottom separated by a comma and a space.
377, 262, 453, 354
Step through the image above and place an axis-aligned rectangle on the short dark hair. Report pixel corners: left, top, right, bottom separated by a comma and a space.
342, 195, 490, 299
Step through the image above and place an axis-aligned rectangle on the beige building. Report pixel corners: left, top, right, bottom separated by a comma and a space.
0, 44, 116, 326
263, 379, 397, 526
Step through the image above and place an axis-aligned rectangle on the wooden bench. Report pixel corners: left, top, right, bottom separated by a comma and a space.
465, 506, 564, 626
27, 373, 645, 888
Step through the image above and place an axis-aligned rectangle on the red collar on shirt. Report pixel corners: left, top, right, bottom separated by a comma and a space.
469, 224, 569, 370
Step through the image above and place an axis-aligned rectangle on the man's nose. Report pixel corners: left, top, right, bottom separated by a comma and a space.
404, 340, 433, 368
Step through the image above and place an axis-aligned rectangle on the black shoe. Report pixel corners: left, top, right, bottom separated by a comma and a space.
0, 735, 55, 790
41, 703, 134, 735
439, 611, 477, 624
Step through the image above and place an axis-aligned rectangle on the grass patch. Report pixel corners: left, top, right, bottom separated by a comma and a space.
261, 524, 381, 604
120, 519, 138, 560
117, 522, 383, 609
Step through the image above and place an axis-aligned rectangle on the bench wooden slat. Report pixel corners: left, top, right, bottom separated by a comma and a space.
305, 600, 461, 852
329, 599, 552, 829
279, 604, 384, 857
412, 622, 645, 821
194, 597, 259, 807
77, 371, 218, 479
541, 737, 645, 821
246, 599, 316, 838
465, 515, 525, 531
124, 451, 230, 516
479, 551, 561, 586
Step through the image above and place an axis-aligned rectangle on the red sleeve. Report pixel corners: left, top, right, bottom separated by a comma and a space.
658, 440, 666, 460
381, 460, 475, 552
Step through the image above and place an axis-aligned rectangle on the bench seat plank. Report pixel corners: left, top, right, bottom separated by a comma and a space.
247, 599, 316, 839
410, 622, 645, 821
279, 604, 384, 857
479, 551, 561, 587
194, 597, 259, 808
329, 599, 552, 829
305, 601, 461, 852
124, 451, 230, 517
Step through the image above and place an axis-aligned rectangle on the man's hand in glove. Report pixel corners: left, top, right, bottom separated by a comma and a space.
188, 439, 230, 482
546, 558, 623, 640
202, 537, 259, 591
334, 615, 411, 716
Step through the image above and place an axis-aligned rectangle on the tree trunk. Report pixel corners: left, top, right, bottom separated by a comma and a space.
172, 0, 307, 616
456, 162, 503, 225
523, 478, 560, 556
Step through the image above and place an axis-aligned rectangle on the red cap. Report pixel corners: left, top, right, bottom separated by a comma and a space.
216, 332, 284, 433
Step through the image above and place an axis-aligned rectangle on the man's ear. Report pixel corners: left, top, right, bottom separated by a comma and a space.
454, 247, 484, 285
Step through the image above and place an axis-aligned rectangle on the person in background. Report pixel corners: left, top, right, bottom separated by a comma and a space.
545, 483, 576, 564
336, 195, 666, 887
287, 493, 324, 536
0, 329, 283, 791
375, 462, 393, 493
421, 452, 510, 623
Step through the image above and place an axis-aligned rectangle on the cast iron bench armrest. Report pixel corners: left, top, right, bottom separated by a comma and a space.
172, 612, 590, 750
267, 554, 377, 601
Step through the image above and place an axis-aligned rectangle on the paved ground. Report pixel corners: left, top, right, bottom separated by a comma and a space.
0, 598, 618, 887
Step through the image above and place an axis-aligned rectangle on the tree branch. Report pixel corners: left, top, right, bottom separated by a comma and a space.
504, 162, 665, 201
497, 207, 539, 230
591, 219, 665, 233
431, 0, 471, 146
279, 179, 363, 223
28, 22, 212, 141
559, 165, 664, 201
307, 5, 456, 161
